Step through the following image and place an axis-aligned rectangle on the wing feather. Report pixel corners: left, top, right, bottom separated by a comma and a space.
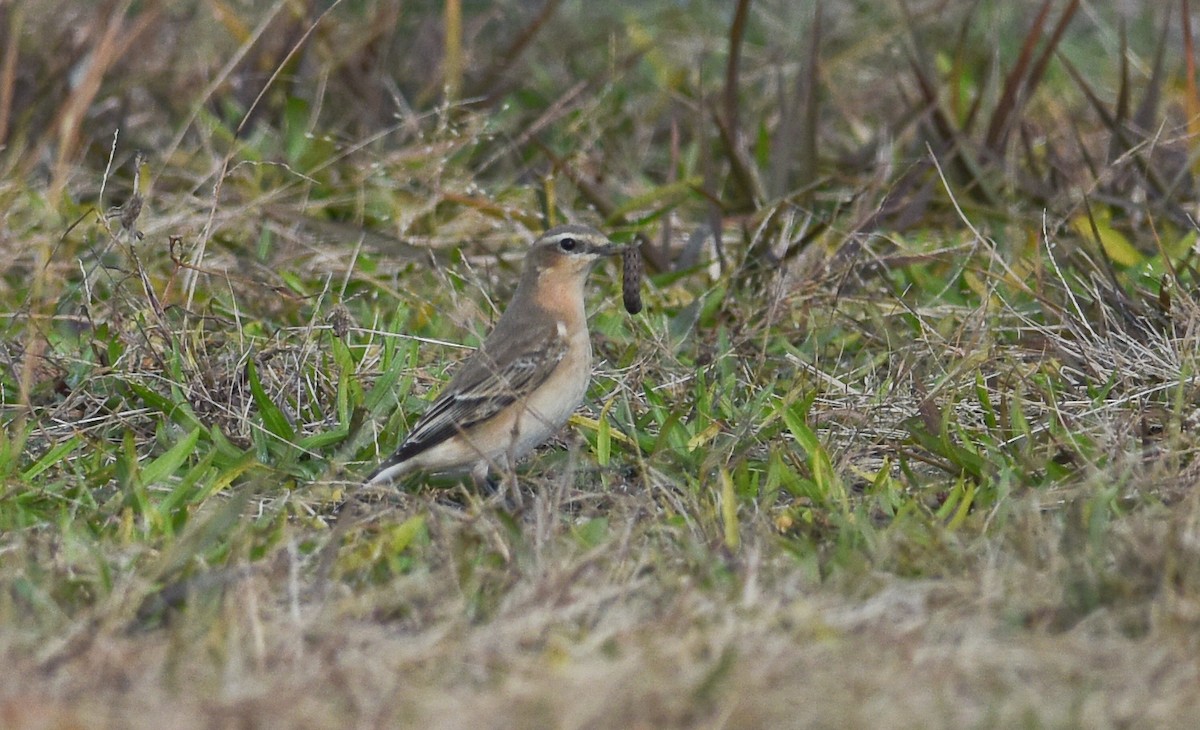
385, 321, 568, 464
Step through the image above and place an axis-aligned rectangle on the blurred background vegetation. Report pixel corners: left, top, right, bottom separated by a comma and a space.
4, 1, 1200, 726
5, 0, 1192, 239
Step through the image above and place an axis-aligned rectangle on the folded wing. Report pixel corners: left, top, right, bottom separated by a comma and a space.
383, 321, 568, 465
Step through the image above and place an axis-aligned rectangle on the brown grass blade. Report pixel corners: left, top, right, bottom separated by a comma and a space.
47, 0, 163, 195
985, 0, 1080, 156
1021, 0, 1080, 116
908, 53, 959, 152
0, 3, 22, 148
799, 0, 821, 189
1067, 113, 1101, 184
533, 137, 617, 219
907, 53, 997, 205
713, 103, 766, 209
1107, 20, 1131, 164
724, 0, 753, 145
720, 0, 758, 209
1058, 54, 1119, 133
983, 0, 1053, 152
472, 0, 563, 107
1060, 53, 1184, 222
443, 0, 463, 101
773, 0, 821, 196
1184, 0, 1200, 169
1132, 6, 1171, 136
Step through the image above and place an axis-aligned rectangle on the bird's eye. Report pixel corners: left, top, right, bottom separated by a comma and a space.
558, 237, 579, 252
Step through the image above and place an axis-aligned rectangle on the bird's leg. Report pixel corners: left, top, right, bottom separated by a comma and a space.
496, 418, 526, 510
470, 462, 493, 492
472, 461, 513, 511
502, 450, 524, 510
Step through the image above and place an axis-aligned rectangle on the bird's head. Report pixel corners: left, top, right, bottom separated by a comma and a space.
524, 224, 623, 280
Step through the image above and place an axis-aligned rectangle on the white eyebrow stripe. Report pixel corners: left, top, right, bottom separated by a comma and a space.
544, 232, 580, 245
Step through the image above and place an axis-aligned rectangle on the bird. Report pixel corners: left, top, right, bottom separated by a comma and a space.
364, 224, 624, 490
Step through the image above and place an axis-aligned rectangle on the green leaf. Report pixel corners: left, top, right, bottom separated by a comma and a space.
719, 469, 740, 551
906, 417, 986, 481
936, 478, 976, 530
365, 340, 415, 414
141, 428, 201, 486
195, 450, 258, 502
1072, 212, 1144, 267
22, 436, 83, 481
573, 517, 609, 549
331, 337, 363, 428
297, 429, 349, 450
780, 397, 847, 509
158, 448, 217, 520
151, 485, 254, 581
247, 358, 295, 442
283, 96, 311, 165
127, 381, 205, 431
388, 515, 427, 554
279, 271, 308, 297
596, 399, 613, 467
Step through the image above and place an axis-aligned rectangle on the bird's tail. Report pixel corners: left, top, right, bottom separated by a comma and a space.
363, 452, 412, 486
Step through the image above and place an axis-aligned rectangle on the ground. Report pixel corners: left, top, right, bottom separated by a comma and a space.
2, 1, 1200, 728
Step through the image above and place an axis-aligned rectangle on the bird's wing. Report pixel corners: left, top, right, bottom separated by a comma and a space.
383, 319, 568, 464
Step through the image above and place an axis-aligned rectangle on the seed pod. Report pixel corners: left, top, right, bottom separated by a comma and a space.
622, 244, 643, 314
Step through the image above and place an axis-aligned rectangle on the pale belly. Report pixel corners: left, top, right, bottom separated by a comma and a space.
484, 333, 591, 465
406, 333, 592, 474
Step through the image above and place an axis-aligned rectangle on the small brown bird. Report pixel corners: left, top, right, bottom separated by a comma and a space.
365, 224, 623, 488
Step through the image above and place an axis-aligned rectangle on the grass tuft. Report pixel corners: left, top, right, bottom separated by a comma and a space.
3, 1, 1200, 727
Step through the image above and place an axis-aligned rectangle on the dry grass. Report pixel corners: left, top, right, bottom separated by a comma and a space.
3, 1, 1200, 728
6, 501, 1200, 729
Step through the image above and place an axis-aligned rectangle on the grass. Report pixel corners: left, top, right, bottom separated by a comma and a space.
3, 0, 1200, 727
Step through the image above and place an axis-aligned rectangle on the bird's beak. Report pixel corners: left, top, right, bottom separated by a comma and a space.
590, 241, 626, 257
